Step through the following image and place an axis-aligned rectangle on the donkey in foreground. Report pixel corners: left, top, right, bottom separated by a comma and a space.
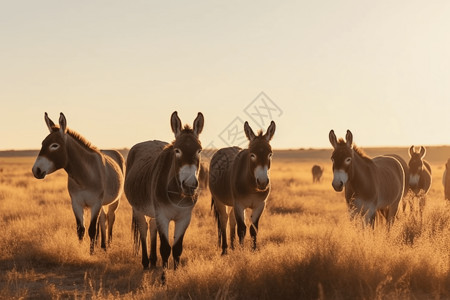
329, 130, 406, 227
32, 113, 125, 254
125, 111, 204, 270
403, 146, 432, 217
209, 121, 275, 255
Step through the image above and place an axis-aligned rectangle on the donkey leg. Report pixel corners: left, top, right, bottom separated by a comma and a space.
214, 200, 229, 255
234, 203, 247, 246
250, 203, 265, 251
156, 217, 171, 269
71, 200, 85, 241
133, 209, 150, 269
88, 205, 102, 255
228, 207, 236, 250
106, 200, 120, 246
97, 208, 107, 250
149, 218, 158, 268
173, 215, 192, 270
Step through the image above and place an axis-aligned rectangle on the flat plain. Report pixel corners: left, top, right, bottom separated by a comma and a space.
1, 147, 449, 299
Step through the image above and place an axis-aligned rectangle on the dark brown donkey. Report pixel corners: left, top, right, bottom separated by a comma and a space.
125, 111, 204, 270
32, 113, 125, 254
403, 146, 432, 217
209, 121, 276, 255
329, 130, 406, 227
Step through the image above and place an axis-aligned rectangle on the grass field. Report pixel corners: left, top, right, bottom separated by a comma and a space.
1, 150, 450, 299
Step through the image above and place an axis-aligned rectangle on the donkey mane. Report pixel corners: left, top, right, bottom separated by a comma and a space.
51, 126, 99, 152
337, 138, 371, 162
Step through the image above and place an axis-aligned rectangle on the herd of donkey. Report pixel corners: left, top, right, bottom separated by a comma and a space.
30, 111, 450, 276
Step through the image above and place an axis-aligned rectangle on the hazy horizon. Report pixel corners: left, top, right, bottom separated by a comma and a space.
2, 1, 450, 150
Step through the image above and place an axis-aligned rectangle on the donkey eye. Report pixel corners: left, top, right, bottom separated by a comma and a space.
174, 148, 182, 158
196, 149, 202, 157
345, 157, 352, 164
268, 153, 273, 159
50, 143, 60, 151
250, 153, 257, 161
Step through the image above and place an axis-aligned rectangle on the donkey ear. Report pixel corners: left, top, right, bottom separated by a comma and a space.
59, 112, 67, 135
419, 146, 426, 158
409, 145, 415, 158
193, 112, 204, 137
264, 121, 276, 142
44, 112, 55, 133
244, 121, 256, 141
171, 111, 182, 137
329, 130, 337, 149
345, 130, 353, 148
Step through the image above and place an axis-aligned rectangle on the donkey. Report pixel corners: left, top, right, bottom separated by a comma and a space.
403, 146, 432, 217
125, 111, 204, 270
32, 113, 125, 254
209, 121, 275, 255
311, 165, 324, 183
329, 130, 406, 227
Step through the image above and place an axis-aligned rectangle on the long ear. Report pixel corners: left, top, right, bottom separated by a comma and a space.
329, 130, 337, 149
193, 112, 204, 137
59, 112, 67, 135
264, 121, 276, 142
409, 145, 415, 158
244, 121, 256, 141
44, 112, 55, 133
345, 130, 353, 148
419, 146, 426, 158
171, 111, 182, 137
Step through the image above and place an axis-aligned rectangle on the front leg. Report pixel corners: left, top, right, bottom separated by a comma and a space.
173, 214, 192, 270
234, 202, 246, 246
250, 202, 265, 251
72, 199, 85, 241
156, 215, 171, 269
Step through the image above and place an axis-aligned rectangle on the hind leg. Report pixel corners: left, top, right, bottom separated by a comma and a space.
97, 208, 107, 250
88, 204, 102, 255
228, 207, 236, 250
106, 200, 120, 246
149, 218, 158, 268
214, 199, 229, 255
133, 209, 150, 269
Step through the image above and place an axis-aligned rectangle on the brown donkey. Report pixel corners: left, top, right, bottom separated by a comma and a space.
403, 146, 432, 218
209, 121, 276, 255
125, 111, 204, 270
329, 130, 406, 227
32, 113, 125, 254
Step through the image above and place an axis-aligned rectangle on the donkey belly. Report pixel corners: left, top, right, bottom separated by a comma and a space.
373, 156, 404, 209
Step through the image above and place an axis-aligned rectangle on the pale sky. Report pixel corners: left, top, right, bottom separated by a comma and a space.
2, 1, 450, 150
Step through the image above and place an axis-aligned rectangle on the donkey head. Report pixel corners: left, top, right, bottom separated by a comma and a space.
408, 145, 426, 186
244, 121, 276, 191
171, 111, 204, 196
32, 112, 69, 179
329, 129, 353, 192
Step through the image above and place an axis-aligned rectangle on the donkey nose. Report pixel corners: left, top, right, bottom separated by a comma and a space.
256, 178, 269, 190
33, 167, 45, 179
332, 181, 344, 192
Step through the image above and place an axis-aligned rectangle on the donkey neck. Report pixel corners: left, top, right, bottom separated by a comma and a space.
348, 149, 375, 196
64, 136, 101, 183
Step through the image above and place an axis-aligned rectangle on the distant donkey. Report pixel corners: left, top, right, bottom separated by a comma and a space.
403, 146, 432, 219
442, 158, 450, 200
311, 165, 324, 183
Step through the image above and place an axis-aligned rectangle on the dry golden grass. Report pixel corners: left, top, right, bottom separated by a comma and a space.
1, 155, 450, 299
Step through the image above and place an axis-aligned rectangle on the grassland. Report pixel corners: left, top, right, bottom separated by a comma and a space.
0, 149, 450, 299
